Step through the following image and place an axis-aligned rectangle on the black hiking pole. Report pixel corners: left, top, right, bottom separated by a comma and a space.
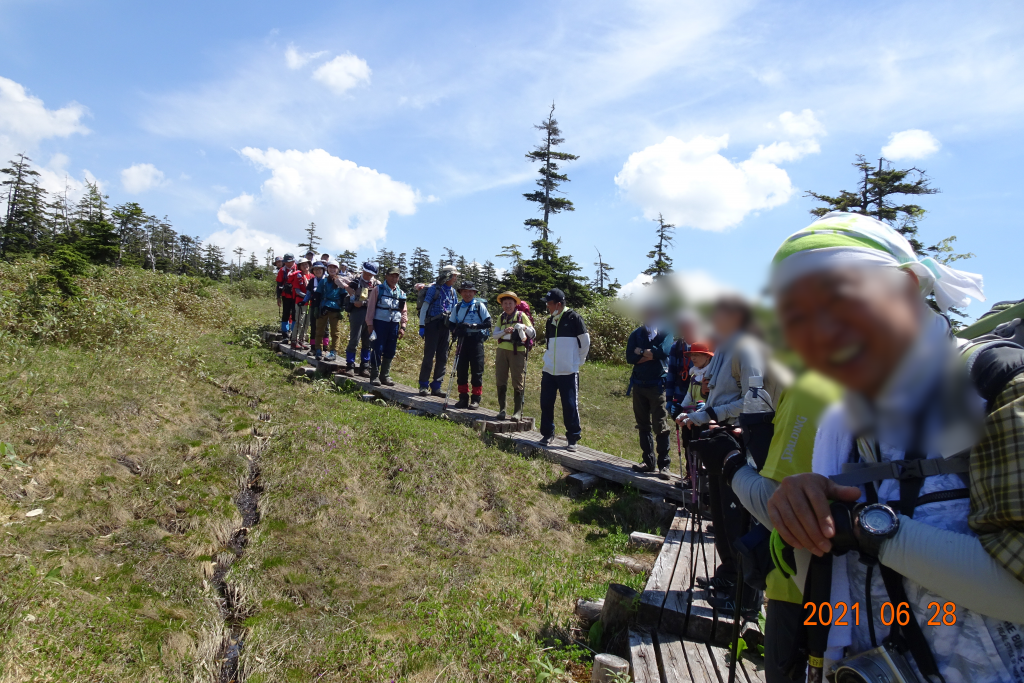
441, 336, 463, 414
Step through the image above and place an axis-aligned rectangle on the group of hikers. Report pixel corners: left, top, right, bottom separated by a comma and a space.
273, 209, 1024, 683
274, 252, 589, 445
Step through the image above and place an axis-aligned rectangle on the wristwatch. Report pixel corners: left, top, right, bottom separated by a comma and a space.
855, 503, 900, 557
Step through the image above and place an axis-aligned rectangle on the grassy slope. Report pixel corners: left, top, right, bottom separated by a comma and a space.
1, 292, 664, 682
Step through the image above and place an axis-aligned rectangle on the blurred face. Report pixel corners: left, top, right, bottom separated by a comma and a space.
778, 267, 922, 399
691, 353, 711, 369
461, 289, 476, 303
711, 306, 743, 339
676, 320, 697, 344
501, 298, 516, 315
386, 273, 399, 288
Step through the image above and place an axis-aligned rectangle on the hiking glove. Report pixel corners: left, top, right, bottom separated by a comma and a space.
418, 326, 425, 338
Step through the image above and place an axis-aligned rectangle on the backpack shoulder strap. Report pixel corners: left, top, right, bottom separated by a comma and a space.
962, 340, 1024, 410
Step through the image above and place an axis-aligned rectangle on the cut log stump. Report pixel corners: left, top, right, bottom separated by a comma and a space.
601, 583, 638, 635
591, 653, 629, 683
574, 598, 604, 626
628, 531, 665, 551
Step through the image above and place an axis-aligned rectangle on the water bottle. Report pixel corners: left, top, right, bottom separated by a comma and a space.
739, 376, 775, 470
743, 376, 774, 413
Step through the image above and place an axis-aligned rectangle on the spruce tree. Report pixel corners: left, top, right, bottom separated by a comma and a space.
395, 252, 408, 281
806, 155, 970, 260
337, 249, 358, 272
1, 154, 47, 257
643, 213, 675, 279
523, 103, 578, 241
376, 248, 397, 275
498, 239, 592, 309
409, 247, 432, 284
202, 243, 227, 280
480, 260, 499, 297
593, 248, 616, 296
298, 222, 321, 254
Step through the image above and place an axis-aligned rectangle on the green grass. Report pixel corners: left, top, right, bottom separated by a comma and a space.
0, 281, 667, 682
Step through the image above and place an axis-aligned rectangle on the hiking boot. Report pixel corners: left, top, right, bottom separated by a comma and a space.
707, 590, 764, 616
430, 388, 447, 398
566, 442, 577, 452
696, 576, 735, 592
495, 386, 507, 419
380, 358, 395, 386
371, 377, 382, 387
419, 388, 429, 397
631, 461, 656, 474
657, 466, 672, 481
511, 389, 524, 422
454, 394, 470, 410
342, 364, 355, 376
326, 352, 338, 362
469, 394, 481, 409
356, 366, 370, 378
538, 435, 554, 447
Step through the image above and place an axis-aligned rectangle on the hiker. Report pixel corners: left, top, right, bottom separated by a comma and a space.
683, 342, 714, 405
627, 307, 674, 478
306, 261, 327, 359
493, 291, 535, 421
276, 253, 296, 335
417, 265, 459, 397
449, 282, 492, 409
675, 295, 768, 592
273, 256, 284, 312
289, 258, 312, 349
707, 370, 841, 682
302, 250, 316, 265
343, 262, 378, 377
765, 212, 1024, 682
365, 266, 408, 386
316, 260, 347, 361
666, 312, 699, 416
537, 288, 590, 452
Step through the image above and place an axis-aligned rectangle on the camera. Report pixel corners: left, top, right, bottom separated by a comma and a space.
827, 643, 919, 683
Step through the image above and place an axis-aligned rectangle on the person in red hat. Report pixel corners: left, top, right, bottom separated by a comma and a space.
682, 342, 715, 405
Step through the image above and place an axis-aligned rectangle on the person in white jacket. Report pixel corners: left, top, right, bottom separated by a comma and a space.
537, 288, 590, 451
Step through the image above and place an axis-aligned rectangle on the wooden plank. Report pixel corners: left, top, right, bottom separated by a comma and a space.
654, 631, 688, 683
637, 510, 688, 626
629, 531, 665, 551
567, 472, 600, 492
682, 640, 719, 683
628, 628, 660, 683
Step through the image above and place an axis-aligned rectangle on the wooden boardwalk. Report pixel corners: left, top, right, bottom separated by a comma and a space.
632, 507, 766, 682
268, 335, 689, 504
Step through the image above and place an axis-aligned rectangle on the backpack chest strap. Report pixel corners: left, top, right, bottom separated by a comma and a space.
830, 456, 969, 487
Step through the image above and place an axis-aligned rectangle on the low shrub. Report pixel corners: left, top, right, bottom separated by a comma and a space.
223, 277, 275, 300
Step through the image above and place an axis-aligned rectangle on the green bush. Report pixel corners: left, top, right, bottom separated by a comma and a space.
223, 277, 275, 300
0, 260, 233, 356
576, 297, 636, 365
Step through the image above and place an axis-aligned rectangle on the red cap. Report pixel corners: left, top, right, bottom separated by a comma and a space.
683, 342, 714, 357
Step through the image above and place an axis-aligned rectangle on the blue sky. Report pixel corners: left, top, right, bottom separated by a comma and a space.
2, 0, 1022, 319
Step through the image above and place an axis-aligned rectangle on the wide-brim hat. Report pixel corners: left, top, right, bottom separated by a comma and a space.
362, 262, 378, 275
682, 342, 714, 357
496, 291, 520, 306
311, 261, 326, 271
457, 281, 478, 292
283, 253, 295, 263
297, 257, 310, 266
440, 264, 459, 277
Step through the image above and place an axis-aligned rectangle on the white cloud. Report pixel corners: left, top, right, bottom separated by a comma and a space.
615, 111, 823, 231
617, 269, 736, 304
312, 54, 372, 94
285, 44, 327, 70
215, 147, 419, 253
121, 162, 165, 193
881, 129, 941, 160
0, 76, 89, 162
204, 225, 294, 262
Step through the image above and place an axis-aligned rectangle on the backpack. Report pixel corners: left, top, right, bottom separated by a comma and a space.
515, 301, 536, 352
416, 284, 430, 311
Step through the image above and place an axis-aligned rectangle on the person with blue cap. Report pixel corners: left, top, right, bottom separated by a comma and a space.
342, 262, 378, 376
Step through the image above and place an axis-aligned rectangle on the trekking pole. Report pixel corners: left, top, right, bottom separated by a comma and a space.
441, 336, 463, 414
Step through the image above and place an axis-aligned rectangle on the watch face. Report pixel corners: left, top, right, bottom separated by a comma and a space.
860, 506, 896, 535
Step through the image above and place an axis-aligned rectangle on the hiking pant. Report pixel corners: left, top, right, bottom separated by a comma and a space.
764, 599, 808, 683
418, 318, 450, 390
540, 372, 580, 444
281, 298, 295, 333
346, 307, 371, 367
495, 347, 528, 391
315, 310, 342, 352
632, 384, 671, 469
370, 320, 401, 372
291, 304, 310, 346
455, 334, 485, 396
708, 473, 748, 583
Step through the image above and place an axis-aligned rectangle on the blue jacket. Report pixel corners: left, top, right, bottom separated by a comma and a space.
449, 298, 492, 337
321, 277, 346, 311
419, 283, 456, 325
626, 325, 672, 387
